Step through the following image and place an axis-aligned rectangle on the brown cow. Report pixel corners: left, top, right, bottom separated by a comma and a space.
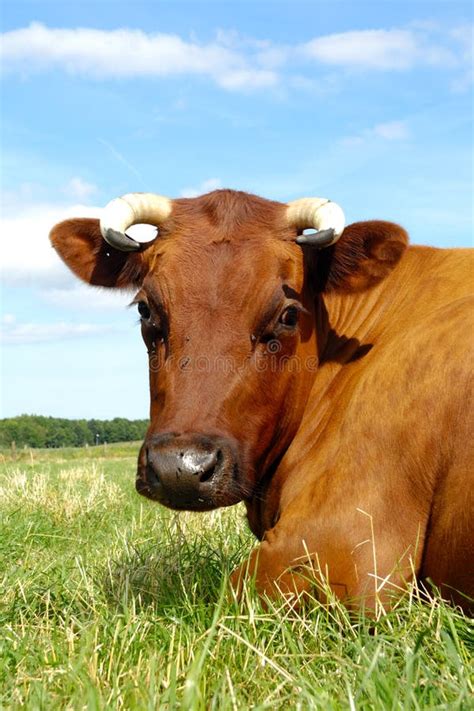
50, 189, 474, 613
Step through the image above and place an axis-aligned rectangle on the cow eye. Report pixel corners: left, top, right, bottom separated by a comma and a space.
137, 301, 151, 320
279, 305, 299, 328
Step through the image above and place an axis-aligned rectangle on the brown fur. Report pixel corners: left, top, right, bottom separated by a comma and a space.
50, 190, 474, 614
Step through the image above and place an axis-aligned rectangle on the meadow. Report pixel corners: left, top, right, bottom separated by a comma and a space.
0, 443, 472, 710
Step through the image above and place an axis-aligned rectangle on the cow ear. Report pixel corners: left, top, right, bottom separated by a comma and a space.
50, 218, 147, 288
314, 220, 409, 293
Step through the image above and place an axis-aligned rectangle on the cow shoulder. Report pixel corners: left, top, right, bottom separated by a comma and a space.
316, 220, 409, 293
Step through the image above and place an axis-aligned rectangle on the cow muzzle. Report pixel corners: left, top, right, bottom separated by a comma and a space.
136, 433, 244, 511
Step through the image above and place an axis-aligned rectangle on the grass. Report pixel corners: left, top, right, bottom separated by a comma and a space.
0, 443, 472, 709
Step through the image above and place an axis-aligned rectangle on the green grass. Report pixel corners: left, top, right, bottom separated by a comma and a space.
0, 444, 472, 709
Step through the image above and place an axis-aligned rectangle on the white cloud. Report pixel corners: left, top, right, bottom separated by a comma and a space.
62, 177, 97, 200
2, 182, 45, 207
1, 22, 278, 91
373, 120, 410, 140
0, 316, 120, 345
449, 24, 473, 92
180, 178, 222, 198
1, 22, 470, 92
342, 120, 410, 146
216, 68, 277, 91
0, 202, 102, 288
450, 24, 474, 49
302, 28, 455, 70
42, 285, 134, 312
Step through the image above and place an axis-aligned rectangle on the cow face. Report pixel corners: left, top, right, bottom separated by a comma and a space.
134, 211, 318, 511
50, 190, 407, 511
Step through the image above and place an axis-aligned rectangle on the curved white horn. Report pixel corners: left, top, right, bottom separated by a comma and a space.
100, 193, 172, 251
287, 198, 345, 247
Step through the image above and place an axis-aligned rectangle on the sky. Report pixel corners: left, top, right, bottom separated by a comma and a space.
1, 0, 473, 419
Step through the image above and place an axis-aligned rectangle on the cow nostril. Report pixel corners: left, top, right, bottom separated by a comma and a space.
146, 463, 160, 487
199, 463, 216, 483
199, 449, 223, 484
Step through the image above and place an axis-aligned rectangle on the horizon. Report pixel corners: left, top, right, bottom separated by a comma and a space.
1, 413, 149, 421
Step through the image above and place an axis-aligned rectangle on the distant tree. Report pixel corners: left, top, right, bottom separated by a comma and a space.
0, 415, 149, 448
72, 420, 93, 447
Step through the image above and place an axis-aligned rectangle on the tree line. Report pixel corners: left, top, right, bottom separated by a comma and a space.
0, 415, 149, 448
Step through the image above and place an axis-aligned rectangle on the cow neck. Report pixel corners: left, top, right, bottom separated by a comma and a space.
304, 264, 407, 440
318, 245, 433, 359
245, 263, 407, 537
318, 276, 399, 358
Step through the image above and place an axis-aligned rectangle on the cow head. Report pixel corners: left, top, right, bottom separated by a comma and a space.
50, 190, 407, 511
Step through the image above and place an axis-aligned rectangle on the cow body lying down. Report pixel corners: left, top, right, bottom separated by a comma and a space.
51, 189, 474, 613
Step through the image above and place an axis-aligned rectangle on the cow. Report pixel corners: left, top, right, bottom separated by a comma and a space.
50, 189, 474, 614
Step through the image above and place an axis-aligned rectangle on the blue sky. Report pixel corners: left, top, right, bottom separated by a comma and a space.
1, 1, 472, 419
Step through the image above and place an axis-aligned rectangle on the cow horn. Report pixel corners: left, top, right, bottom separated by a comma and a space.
287, 198, 345, 247
100, 193, 172, 251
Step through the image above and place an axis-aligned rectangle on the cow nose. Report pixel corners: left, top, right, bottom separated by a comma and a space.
140, 434, 230, 510
155, 446, 221, 485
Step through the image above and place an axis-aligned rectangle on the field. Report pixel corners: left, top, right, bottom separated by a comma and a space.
0, 443, 472, 709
